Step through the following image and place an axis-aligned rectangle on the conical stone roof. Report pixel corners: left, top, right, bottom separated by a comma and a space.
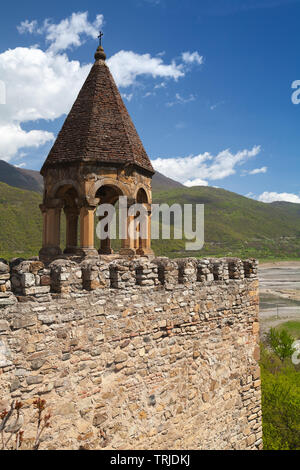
41, 46, 154, 175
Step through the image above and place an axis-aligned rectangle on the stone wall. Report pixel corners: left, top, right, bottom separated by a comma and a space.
0, 256, 262, 450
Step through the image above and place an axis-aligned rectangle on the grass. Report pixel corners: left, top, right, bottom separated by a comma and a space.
276, 321, 300, 339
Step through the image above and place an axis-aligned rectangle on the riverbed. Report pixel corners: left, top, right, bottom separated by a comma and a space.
259, 261, 300, 338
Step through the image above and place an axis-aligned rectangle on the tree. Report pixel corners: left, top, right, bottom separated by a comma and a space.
267, 328, 295, 361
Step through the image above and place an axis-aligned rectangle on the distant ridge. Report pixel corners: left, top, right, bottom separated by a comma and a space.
151, 171, 184, 191
0, 160, 43, 193
0, 160, 183, 193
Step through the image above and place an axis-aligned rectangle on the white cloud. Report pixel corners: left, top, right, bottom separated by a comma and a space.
152, 146, 261, 186
17, 12, 104, 53
258, 192, 300, 204
1, 12, 204, 162
45, 13, 104, 53
107, 51, 184, 88
17, 20, 38, 34
0, 47, 91, 124
184, 178, 208, 187
14, 162, 26, 168
121, 93, 133, 102
242, 166, 268, 176
210, 100, 226, 111
0, 46, 91, 160
0, 123, 53, 160
154, 81, 166, 89
166, 93, 196, 107
248, 166, 267, 175
182, 51, 203, 65
143, 91, 156, 98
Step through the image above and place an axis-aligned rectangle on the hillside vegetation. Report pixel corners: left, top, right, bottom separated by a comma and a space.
152, 186, 300, 259
0, 182, 43, 260
0, 173, 300, 261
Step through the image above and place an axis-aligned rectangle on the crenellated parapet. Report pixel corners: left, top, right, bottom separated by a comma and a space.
0, 254, 261, 450
0, 256, 258, 304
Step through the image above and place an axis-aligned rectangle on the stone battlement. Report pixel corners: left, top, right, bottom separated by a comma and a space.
0, 255, 261, 450
0, 257, 258, 305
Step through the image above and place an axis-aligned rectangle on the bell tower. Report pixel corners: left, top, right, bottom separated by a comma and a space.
39, 41, 154, 262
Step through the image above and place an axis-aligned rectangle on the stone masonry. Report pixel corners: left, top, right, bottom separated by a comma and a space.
0, 256, 262, 450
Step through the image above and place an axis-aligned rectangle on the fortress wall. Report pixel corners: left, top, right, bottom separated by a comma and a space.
0, 257, 262, 450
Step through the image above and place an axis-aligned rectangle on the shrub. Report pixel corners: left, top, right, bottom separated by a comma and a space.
267, 328, 295, 361
260, 345, 300, 450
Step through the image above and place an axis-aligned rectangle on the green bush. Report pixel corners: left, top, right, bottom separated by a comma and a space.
260, 345, 300, 450
267, 328, 296, 361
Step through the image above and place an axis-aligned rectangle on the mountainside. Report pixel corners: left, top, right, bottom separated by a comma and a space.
0, 160, 181, 193
151, 171, 184, 191
0, 177, 299, 261
0, 160, 43, 193
0, 182, 43, 260
152, 186, 300, 259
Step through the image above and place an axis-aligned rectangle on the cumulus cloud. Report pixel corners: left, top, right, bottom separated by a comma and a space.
0, 123, 53, 160
0, 47, 91, 124
107, 51, 184, 88
0, 46, 91, 160
258, 192, 300, 204
182, 51, 203, 65
152, 146, 261, 186
184, 178, 209, 187
1, 12, 203, 161
17, 12, 104, 53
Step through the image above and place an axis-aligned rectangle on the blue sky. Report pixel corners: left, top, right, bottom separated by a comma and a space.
0, 0, 300, 203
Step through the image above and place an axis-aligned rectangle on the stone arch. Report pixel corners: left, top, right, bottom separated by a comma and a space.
134, 185, 151, 204
48, 184, 81, 255
136, 187, 149, 203
88, 178, 131, 200
50, 180, 82, 200
94, 183, 126, 255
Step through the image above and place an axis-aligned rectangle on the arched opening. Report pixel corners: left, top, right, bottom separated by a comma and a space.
95, 185, 123, 254
54, 185, 79, 254
135, 188, 150, 254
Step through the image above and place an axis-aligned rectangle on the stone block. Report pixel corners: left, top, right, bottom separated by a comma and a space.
21, 273, 36, 288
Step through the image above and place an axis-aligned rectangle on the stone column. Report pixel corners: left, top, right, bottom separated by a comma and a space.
136, 204, 154, 256
97, 213, 114, 254
39, 201, 63, 259
79, 204, 98, 257
64, 208, 79, 254
120, 198, 136, 256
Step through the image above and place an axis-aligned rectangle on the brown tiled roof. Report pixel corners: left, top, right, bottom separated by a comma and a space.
41, 52, 154, 175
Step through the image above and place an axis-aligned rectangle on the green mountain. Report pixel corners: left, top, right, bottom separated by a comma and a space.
0, 182, 43, 260
0, 160, 299, 261
152, 186, 300, 259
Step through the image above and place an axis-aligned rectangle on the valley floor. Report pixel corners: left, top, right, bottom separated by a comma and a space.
259, 262, 300, 338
